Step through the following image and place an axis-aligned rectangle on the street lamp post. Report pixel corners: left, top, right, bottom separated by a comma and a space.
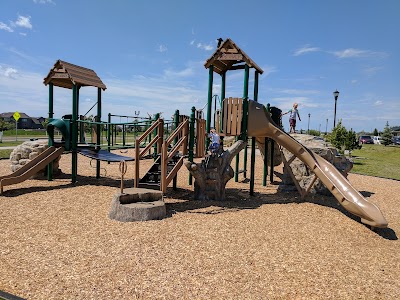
325, 118, 328, 135
333, 90, 340, 128
307, 113, 310, 134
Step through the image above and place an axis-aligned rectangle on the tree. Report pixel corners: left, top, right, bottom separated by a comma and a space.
329, 120, 360, 152
373, 128, 379, 136
381, 121, 393, 146
0, 118, 13, 131
41, 118, 49, 129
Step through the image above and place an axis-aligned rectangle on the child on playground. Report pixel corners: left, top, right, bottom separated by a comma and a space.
207, 128, 220, 154
281, 103, 301, 133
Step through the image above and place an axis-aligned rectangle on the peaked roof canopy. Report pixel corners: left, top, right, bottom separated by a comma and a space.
43, 60, 107, 90
204, 38, 264, 75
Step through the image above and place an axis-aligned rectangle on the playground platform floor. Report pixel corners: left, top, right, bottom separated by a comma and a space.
0, 149, 399, 299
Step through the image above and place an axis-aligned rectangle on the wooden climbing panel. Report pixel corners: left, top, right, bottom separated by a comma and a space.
220, 97, 243, 136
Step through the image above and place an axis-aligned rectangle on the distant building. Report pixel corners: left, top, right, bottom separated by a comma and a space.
0, 112, 44, 129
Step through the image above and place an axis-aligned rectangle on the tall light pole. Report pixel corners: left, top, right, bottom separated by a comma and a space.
333, 90, 340, 128
325, 118, 328, 135
307, 113, 311, 134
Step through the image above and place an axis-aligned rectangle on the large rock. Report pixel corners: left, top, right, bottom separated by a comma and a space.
109, 188, 166, 222
9, 139, 61, 177
281, 134, 353, 196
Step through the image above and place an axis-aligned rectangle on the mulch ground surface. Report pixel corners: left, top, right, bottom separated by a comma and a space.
0, 150, 399, 299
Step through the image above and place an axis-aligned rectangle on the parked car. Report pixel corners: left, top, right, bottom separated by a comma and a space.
373, 136, 383, 144
359, 135, 373, 144
392, 136, 400, 145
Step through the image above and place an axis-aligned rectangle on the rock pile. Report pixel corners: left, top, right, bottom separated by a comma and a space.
280, 134, 353, 196
9, 139, 61, 177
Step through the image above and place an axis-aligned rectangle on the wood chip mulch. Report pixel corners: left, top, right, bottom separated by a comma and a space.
0, 149, 399, 299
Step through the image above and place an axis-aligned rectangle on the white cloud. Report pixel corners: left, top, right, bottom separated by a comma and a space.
14, 15, 32, 29
196, 42, 214, 51
3, 67, 18, 78
332, 48, 387, 59
363, 66, 383, 76
293, 45, 320, 56
163, 67, 193, 78
261, 66, 277, 77
158, 44, 167, 52
33, 0, 55, 4
0, 22, 13, 32
374, 100, 383, 106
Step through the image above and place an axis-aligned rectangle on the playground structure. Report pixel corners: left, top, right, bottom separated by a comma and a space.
0, 39, 388, 228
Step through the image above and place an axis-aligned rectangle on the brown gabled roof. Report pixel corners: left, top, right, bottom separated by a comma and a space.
43, 60, 106, 90
204, 38, 264, 75
0, 112, 30, 119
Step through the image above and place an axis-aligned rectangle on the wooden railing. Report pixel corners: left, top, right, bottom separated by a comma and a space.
134, 119, 164, 187
161, 119, 189, 193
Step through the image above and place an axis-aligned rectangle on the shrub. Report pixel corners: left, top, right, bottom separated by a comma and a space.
328, 120, 359, 153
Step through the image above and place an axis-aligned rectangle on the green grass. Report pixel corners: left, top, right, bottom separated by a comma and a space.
0, 141, 23, 147
0, 149, 13, 159
351, 144, 400, 180
2, 129, 47, 136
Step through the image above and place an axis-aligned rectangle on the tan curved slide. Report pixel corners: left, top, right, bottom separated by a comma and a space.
247, 100, 388, 228
0, 146, 64, 194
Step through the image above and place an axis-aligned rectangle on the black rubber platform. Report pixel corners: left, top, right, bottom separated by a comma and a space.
78, 149, 134, 162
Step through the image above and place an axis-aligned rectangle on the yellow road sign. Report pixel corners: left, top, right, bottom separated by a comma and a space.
13, 111, 20, 121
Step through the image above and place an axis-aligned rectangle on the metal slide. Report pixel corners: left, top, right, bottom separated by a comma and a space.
0, 146, 64, 194
247, 100, 388, 228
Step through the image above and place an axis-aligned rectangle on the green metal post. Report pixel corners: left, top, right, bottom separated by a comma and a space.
220, 72, 226, 142
188, 107, 195, 185
47, 83, 54, 181
206, 65, 214, 149
263, 104, 271, 186
242, 65, 250, 178
153, 113, 160, 158
250, 71, 259, 195
96, 88, 101, 178
173, 110, 179, 189
270, 139, 274, 183
122, 124, 126, 146
262, 138, 268, 186
107, 113, 111, 152
71, 84, 78, 183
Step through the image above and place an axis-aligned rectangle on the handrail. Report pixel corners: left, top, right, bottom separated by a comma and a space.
134, 119, 164, 187
161, 119, 189, 192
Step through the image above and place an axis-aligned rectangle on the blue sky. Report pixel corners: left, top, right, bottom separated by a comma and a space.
0, 0, 399, 133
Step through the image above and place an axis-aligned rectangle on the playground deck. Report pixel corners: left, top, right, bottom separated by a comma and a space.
0, 150, 399, 299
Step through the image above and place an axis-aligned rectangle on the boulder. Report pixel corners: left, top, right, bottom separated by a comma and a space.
281, 134, 353, 196
9, 139, 61, 178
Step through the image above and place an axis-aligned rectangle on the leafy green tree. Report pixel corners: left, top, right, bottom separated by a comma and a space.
0, 118, 13, 131
373, 128, 379, 136
41, 118, 49, 129
329, 120, 360, 152
381, 121, 393, 146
